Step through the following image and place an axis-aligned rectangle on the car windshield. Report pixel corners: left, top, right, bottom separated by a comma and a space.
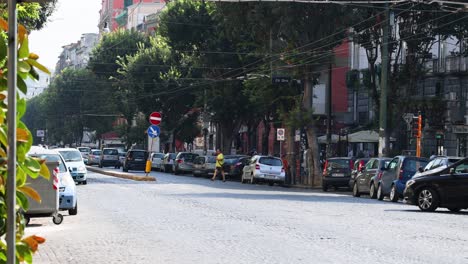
92, 151, 101, 155
169, 153, 176, 159
259, 157, 282, 166
181, 153, 198, 162
153, 153, 164, 159
403, 159, 429, 172
130, 151, 147, 159
78, 147, 90, 153
58, 150, 82, 162
206, 156, 217, 163
328, 159, 350, 169
32, 154, 66, 173
103, 149, 118, 155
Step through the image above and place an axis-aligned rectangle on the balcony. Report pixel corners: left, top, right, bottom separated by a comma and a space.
424, 56, 468, 74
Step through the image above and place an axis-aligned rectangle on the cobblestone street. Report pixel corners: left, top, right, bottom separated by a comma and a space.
27, 170, 468, 264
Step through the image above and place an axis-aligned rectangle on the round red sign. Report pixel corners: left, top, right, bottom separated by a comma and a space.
149, 112, 162, 125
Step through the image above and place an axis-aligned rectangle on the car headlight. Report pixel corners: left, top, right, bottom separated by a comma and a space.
78, 166, 86, 172
406, 180, 415, 187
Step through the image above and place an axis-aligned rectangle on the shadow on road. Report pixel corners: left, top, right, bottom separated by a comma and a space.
384, 208, 468, 215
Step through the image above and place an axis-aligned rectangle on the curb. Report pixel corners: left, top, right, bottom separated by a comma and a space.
86, 166, 156, 182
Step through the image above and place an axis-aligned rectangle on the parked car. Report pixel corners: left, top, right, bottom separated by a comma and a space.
389, 156, 461, 202
414, 156, 463, 177
376, 156, 428, 201
352, 157, 392, 198
162, 153, 177, 173
173, 152, 199, 175
241, 155, 285, 186
77, 147, 91, 164
193, 156, 216, 177
28, 146, 78, 215
322, 157, 355, 191
56, 148, 88, 185
87, 149, 101, 166
224, 155, 250, 179
122, 150, 149, 172
99, 148, 119, 168
115, 151, 127, 169
151, 152, 165, 171
349, 158, 371, 188
404, 158, 468, 212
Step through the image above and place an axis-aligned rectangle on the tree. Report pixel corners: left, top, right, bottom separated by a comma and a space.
0, 1, 58, 31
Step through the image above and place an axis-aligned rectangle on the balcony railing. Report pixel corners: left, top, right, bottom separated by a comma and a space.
424, 56, 468, 74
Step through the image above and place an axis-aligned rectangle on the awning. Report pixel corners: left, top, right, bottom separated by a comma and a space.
347, 130, 379, 143
317, 134, 340, 144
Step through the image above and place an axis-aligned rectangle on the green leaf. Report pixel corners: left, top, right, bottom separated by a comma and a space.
16, 166, 27, 187
16, 191, 29, 211
39, 162, 50, 180
27, 59, 50, 75
18, 36, 29, 59
17, 97, 26, 118
22, 157, 40, 177
0, 250, 6, 261
0, 78, 6, 91
17, 77, 27, 95
0, 37, 6, 62
0, 126, 7, 147
17, 61, 31, 73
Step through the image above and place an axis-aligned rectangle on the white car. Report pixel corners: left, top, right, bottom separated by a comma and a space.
77, 147, 91, 163
151, 152, 165, 171
56, 148, 88, 184
28, 146, 78, 215
241, 155, 285, 186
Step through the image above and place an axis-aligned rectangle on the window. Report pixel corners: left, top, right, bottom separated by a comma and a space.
34, 154, 67, 173
454, 161, 468, 174
388, 159, 399, 170
259, 157, 282, 167
403, 159, 428, 173
103, 149, 118, 155
327, 159, 350, 169
365, 159, 375, 170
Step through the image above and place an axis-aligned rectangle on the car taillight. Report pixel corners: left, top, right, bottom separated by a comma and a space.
177, 159, 183, 164
359, 161, 365, 171
377, 171, 383, 180
255, 164, 260, 170
323, 160, 328, 174
399, 169, 404, 180
235, 162, 242, 166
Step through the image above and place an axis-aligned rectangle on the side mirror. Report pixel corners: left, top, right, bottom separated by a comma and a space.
418, 167, 424, 173
449, 168, 455, 174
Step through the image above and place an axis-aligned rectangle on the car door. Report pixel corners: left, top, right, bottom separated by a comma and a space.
359, 159, 376, 192
243, 157, 256, 180
444, 160, 468, 206
382, 158, 399, 193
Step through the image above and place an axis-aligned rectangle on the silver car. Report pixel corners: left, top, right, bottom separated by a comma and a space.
193, 156, 216, 177
173, 152, 199, 175
87, 149, 101, 166
151, 152, 165, 171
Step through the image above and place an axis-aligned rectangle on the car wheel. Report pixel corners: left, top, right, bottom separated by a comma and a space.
417, 188, 439, 212
377, 184, 384, 201
82, 180, 87, 185
99, 162, 103, 168
69, 203, 78, 215
123, 167, 128, 172
352, 182, 361, 197
322, 184, 328, 192
369, 182, 377, 199
174, 167, 179, 175
390, 185, 399, 202
448, 207, 461, 213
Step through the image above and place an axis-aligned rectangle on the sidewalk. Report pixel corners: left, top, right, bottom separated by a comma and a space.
86, 166, 156, 182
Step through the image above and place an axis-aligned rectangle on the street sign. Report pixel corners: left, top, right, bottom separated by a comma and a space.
402, 113, 414, 131
272, 77, 291, 84
295, 129, 301, 142
36, 130, 45, 137
149, 112, 162, 126
277, 128, 285, 141
147, 125, 160, 138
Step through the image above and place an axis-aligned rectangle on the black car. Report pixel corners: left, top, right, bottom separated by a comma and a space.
352, 157, 392, 198
223, 155, 250, 180
349, 158, 371, 189
322, 157, 355, 191
122, 150, 149, 172
404, 158, 468, 212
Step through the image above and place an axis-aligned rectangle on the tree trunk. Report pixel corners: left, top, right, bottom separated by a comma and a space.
306, 127, 322, 187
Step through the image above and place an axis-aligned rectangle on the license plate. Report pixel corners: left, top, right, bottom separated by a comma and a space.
135, 159, 143, 161
332, 173, 345, 177
266, 175, 276, 179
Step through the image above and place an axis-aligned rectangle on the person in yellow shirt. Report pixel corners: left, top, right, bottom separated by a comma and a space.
211, 149, 225, 182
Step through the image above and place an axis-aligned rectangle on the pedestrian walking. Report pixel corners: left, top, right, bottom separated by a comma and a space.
211, 149, 225, 182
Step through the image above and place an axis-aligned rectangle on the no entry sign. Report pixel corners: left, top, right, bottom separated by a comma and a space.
149, 112, 162, 125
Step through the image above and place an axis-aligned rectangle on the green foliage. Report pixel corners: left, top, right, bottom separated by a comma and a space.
0, 1, 57, 31
0, 18, 49, 263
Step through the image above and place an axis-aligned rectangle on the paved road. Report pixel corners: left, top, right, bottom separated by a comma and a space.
27, 169, 468, 264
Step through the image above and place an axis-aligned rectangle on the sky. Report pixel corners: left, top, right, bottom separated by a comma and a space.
29, 0, 102, 72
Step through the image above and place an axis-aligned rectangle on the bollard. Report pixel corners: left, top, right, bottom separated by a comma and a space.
145, 160, 152, 174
